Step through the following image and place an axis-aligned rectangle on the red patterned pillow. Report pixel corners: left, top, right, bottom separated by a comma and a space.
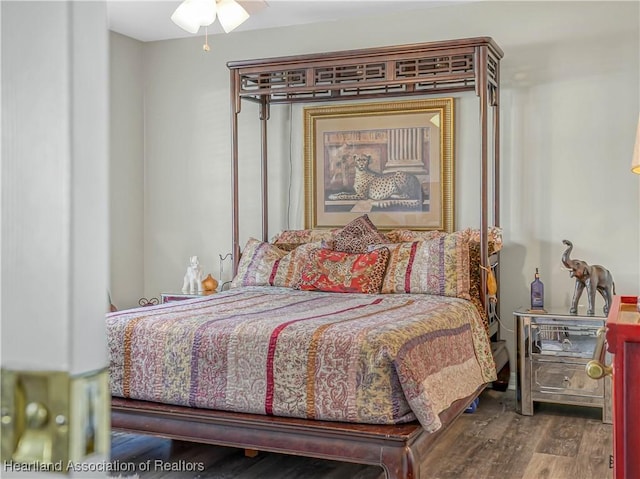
297, 247, 390, 294
333, 214, 388, 254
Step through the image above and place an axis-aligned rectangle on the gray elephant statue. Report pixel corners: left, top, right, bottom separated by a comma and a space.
561, 239, 615, 315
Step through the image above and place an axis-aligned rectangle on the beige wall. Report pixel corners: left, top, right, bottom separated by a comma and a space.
110, 1, 640, 366
109, 32, 145, 309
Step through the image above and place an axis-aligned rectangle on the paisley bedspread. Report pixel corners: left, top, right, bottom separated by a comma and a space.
107, 286, 496, 432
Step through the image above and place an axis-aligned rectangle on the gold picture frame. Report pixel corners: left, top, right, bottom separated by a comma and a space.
304, 98, 454, 231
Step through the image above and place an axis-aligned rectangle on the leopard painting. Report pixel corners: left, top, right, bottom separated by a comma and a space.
328, 154, 423, 209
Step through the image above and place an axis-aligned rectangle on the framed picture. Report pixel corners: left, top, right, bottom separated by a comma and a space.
303, 98, 454, 232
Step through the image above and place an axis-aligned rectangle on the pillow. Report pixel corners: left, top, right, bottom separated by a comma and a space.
386, 226, 501, 302
271, 228, 338, 251
272, 242, 323, 287
379, 232, 471, 299
230, 238, 287, 288
461, 226, 503, 298
463, 227, 503, 326
297, 247, 390, 294
467, 241, 490, 328
230, 238, 321, 288
386, 226, 502, 254
385, 229, 445, 243
332, 214, 388, 254
466, 226, 503, 253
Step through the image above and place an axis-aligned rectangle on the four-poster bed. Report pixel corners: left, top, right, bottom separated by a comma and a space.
110, 37, 504, 479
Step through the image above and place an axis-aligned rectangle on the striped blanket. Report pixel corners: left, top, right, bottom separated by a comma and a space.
107, 286, 496, 432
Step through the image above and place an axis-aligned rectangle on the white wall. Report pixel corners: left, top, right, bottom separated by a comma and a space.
3, 1, 109, 374
109, 32, 145, 309
110, 1, 640, 363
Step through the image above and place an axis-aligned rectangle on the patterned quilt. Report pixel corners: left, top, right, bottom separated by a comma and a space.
107, 286, 496, 432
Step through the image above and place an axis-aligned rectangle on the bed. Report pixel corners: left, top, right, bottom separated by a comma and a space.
109, 286, 495, 430
110, 37, 504, 479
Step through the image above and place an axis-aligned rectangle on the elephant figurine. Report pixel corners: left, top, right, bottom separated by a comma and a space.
561, 240, 615, 315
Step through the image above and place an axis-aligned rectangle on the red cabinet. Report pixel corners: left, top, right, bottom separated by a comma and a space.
606, 295, 640, 479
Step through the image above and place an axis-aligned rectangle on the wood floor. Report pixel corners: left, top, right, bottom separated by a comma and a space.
110, 389, 613, 479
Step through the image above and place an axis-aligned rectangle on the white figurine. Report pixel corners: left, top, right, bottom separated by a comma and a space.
182, 256, 204, 294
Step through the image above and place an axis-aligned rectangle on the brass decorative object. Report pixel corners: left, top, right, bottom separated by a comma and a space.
1, 368, 110, 471
586, 328, 613, 380
202, 274, 218, 294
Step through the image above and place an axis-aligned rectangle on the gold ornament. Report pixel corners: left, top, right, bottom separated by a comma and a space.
202, 274, 218, 293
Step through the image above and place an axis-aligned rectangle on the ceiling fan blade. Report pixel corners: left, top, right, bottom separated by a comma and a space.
218, 0, 250, 33
237, 0, 269, 16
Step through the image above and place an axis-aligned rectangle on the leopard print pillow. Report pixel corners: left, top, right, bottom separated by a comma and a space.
333, 214, 388, 254
297, 247, 390, 294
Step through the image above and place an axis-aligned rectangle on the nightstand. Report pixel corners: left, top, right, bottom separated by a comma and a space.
515, 307, 611, 423
160, 292, 215, 303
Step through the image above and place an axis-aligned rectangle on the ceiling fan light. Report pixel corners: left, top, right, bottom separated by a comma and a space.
217, 0, 249, 33
171, 1, 203, 34
171, 0, 217, 34
192, 0, 217, 26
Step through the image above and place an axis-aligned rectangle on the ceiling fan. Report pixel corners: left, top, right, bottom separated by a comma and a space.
171, 0, 268, 35
171, 0, 268, 51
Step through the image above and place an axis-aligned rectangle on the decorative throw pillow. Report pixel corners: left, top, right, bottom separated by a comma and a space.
332, 214, 388, 254
231, 238, 321, 288
385, 229, 445, 243
270, 242, 322, 287
271, 228, 338, 251
466, 226, 503, 253
231, 238, 288, 288
385, 226, 501, 321
297, 247, 390, 294
467, 240, 490, 328
380, 232, 471, 300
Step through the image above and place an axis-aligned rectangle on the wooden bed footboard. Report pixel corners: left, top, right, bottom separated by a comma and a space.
111, 384, 485, 479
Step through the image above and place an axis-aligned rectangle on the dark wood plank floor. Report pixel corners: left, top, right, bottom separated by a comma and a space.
110, 389, 613, 479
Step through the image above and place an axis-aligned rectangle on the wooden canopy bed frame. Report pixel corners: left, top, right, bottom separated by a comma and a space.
111, 36, 504, 479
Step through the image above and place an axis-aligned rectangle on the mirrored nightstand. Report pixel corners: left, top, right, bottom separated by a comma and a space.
514, 307, 611, 423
